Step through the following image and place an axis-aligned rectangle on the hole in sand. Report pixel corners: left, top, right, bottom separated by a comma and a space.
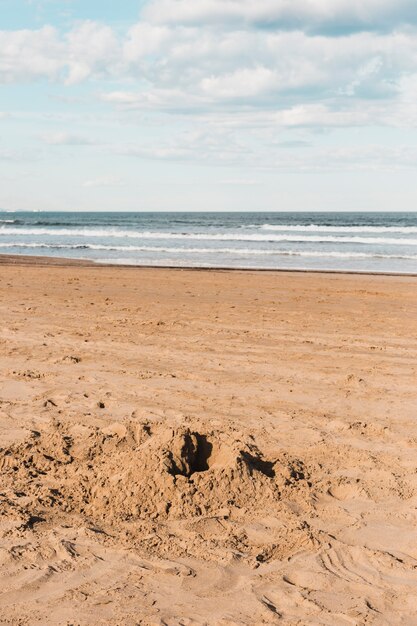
167, 430, 276, 480
191, 434, 213, 473
167, 432, 213, 478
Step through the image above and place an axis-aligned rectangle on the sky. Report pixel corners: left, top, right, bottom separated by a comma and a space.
1, 0, 417, 212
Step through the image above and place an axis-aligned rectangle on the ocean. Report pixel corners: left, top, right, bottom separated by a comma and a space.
0, 211, 417, 274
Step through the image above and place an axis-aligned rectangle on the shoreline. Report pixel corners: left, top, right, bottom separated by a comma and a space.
1, 252, 416, 277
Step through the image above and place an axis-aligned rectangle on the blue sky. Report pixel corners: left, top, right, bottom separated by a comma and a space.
1, 0, 417, 211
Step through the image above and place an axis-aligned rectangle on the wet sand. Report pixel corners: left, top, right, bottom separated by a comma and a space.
0, 257, 416, 625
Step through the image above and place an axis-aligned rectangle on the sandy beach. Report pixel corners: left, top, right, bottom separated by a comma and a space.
0, 257, 416, 625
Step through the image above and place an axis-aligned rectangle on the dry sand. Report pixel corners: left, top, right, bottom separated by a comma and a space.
0, 257, 416, 625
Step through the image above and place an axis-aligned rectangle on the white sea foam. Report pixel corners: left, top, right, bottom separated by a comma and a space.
255, 224, 417, 233
1, 242, 416, 260
1, 226, 417, 246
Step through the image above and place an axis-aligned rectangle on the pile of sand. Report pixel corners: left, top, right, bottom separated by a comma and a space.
0, 418, 314, 567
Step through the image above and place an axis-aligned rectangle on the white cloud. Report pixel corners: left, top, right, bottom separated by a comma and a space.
101, 88, 210, 112
41, 132, 97, 145
1, 14, 416, 128
65, 21, 120, 84
0, 26, 63, 82
124, 23, 172, 61
0, 21, 120, 84
200, 66, 277, 99
142, 0, 417, 33
112, 127, 417, 172
98, 26, 417, 127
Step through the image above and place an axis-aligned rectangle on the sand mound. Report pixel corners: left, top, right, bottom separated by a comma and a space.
0, 419, 311, 533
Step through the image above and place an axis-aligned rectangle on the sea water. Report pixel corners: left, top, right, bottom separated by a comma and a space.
0, 211, 416, 274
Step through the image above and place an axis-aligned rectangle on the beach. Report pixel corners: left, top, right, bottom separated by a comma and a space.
0, 257, 417, 625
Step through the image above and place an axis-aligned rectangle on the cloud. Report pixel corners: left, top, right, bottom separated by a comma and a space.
1, 5, 417, 179
113, 128, 417, 172
200, 66, 277, 99
142, 0, 417, 34
0, 21, 120, 84
82, 176, 125, 188
64, 21, 120, 84
124, 23, 173, 60
98, 26, 417, 126
0, 25, 63, 82
1, 12, 416, 129
115, 124, 250, 165
41, 132, 98, 145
